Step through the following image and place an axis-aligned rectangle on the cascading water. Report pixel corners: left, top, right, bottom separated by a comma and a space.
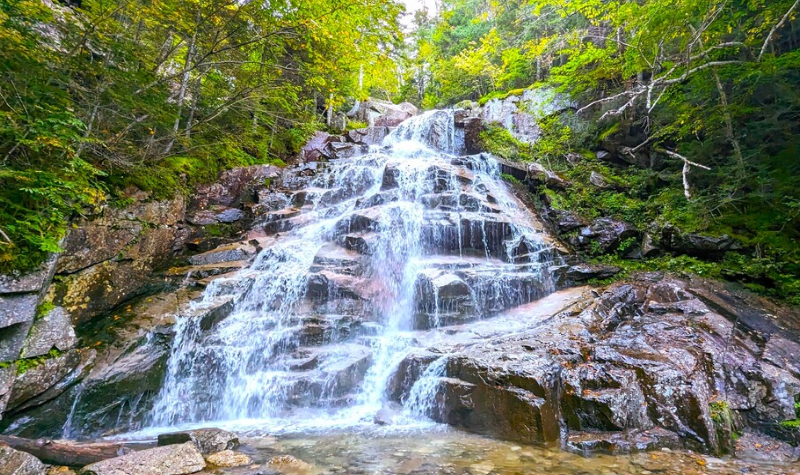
147, 110, 560, 434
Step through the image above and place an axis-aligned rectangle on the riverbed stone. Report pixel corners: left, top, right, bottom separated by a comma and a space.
0, 444, 47, 475
158, 428, 240, 454
204, 450, 252, 468
79, 442, 205, 475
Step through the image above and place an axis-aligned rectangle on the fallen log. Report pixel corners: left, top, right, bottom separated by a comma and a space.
0, 435, 132, 467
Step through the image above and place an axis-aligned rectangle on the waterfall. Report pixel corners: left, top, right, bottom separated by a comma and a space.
148, 110, 559, 434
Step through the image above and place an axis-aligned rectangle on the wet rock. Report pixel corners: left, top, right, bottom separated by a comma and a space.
21, 307, 77, 358
183, 296, 235, 331
391, 276, 800, 454
463, 118, 485, 155
734, 432, 800, 463
566, 428, 681, 455
158, 428, 240, 454
187, 207, 245, 226
7, 350, 82, 411
348, 99, 417, 127
267, 455, 312, 471
204, 450, 252, 468
328, 142, 366, 160
9, 349, 96, 415
306, 271, 365, 302
0, 444, 47, 475
561, 264, 621, 285
0, 364, 15, 417
550, 210, 587, 234
188, 244, 254, 266
346, 127, 390, 146
61, 327, 172, 438
79, 442, 205, 475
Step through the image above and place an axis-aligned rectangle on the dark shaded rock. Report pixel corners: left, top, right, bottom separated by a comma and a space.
79, 442, 205, 475
0, 365, 15, 418
0, 444, 46, 475
158, 428, 239, 454
21, 307, 77, 358
551, 210, 587, 234
571, 218, 638, 254
62, 327, 173, 438
7, 350, 82, 411
9, 349, 96, 414
301, 131, 334, 162
660, 225, 742, 258
641, 231, 661, 257
561, 264, 621, 285
192, 165, 280, 210
183, 297, 235, 331
463, 118, 485, 155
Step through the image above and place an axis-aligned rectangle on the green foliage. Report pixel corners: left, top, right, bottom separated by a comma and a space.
35, 301, 55, 320
346, 120, 369, 131
501, 173, 522, 186
0, 0, 403, 272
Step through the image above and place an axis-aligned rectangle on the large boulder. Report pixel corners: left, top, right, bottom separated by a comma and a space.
0, 444, 47, 475
79, 442, 205, 475
390, 276, 800, 455
348, 99, 418, 127
570, 218, 638, 254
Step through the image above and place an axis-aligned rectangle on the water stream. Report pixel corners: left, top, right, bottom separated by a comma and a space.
145, 110, 559, 435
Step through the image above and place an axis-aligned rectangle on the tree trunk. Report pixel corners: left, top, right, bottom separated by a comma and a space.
0, 435, 132, 467
165, 24, 198, 154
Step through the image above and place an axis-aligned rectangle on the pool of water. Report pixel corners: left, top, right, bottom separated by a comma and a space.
211, 428, 799, 475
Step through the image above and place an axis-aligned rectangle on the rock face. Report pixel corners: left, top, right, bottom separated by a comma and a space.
79, 442, 205, 475
390, 276, 800, 455
0, 444, 47, 475
21, 307, 77, 358
347, 99, 419, 127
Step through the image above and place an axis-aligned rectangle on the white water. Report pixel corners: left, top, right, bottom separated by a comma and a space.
142, 110, 559, 437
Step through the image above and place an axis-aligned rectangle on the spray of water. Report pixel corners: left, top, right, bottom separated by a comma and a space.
145, 110, 559, 435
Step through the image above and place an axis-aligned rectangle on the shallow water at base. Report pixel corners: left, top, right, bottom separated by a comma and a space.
216, 429, 798, 475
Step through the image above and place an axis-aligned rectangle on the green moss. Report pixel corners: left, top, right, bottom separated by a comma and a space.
203, 223, 234, 238
479, 123, 531, 161
35, 301, 55, 320
15, 348, 63, 375
346, 120, 369, 130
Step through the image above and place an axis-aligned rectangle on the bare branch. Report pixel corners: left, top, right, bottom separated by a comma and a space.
760, 0, 800, 60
